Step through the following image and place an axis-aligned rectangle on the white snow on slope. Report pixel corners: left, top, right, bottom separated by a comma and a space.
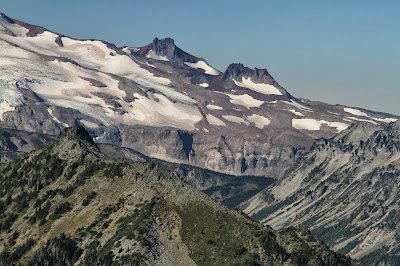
344, 107, 369, 117
122, 93, 203, 130
247, 114, 270, 129
0, 101, 14, 121
286, 109, 304, 116
0, 30, 171, 86
233, 77, 282, 95
282, 99, 313, 112
206, 104, 223, 110
47, 108, 69, 127
184, 61, 220, 75
344, 107, 397, 123
346, 117, 378, 125
220, 93, 264, 108
222, 115, 250, 126
373, 117, 398, 123
292, 118, 349, 132
145, 50, 169, 61
198, 83, 209, 88
206, 114, 226, 126
0, 15, 29, 36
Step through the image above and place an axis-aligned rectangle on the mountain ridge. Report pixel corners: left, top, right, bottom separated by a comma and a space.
241, 120, 400, 264
0, 126, 358, 265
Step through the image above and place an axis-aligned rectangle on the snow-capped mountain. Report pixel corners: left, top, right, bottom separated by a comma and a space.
0, 13, 397, 177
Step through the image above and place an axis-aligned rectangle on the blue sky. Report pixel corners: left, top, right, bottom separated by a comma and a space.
2, 0, 400, 114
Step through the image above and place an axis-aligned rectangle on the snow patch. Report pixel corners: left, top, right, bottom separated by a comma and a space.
198, 83, 209, 88
282, 99, 313, 112
184, 61, 220, 75
218, 92, 264, 108
206, 114, 226, 126
286, 109, 304, 116
0, 101, 14, 121
346, 117, 378, 125
206, 104, 223, 110
233, 77, 282, 95
344, 107, 369, 117
344, 107, 397, 123
47, 108, 69, 127
292, 118, 349, 132
146, 50, 169, 61
222, 115, 250, 125
247, 114, 270, 129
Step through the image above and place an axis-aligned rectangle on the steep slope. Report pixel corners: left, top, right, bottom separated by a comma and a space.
0, 13, 397, 177
0, 127, 54, 163
241, 121, 400, 265
0, 126, 357, 265
0, 126, 274, 208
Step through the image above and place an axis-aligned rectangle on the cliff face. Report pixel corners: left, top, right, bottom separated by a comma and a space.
241, 121, 400, 265
119, 126, 303, 177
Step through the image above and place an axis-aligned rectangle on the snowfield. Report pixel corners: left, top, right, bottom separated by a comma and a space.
233, 77, 282, 95
206, 114, 226, 126
247, 114, 271, 129
292, 118, 349, 132
219, 92, 264, 108
184, 61, 220, 75
344, 107, 397, 123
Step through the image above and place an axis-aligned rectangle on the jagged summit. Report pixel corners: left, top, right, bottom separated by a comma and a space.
137, 37, 202, 63
55, 126, 100, 156
57, 126, 96, 145
224, 63, 274, 83
223, 63, 290, 97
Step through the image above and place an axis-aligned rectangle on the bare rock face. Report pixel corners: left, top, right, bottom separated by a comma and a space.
0, 127, 54, 163
241, 121, 400, 264
118, 126, 303, 177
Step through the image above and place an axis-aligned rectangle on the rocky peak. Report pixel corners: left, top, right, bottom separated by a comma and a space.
152, 37, 176, 57
223, 63, 290, 97
223, 63, 275, 84
55, 126, 100, 156
137, 37, 201, 63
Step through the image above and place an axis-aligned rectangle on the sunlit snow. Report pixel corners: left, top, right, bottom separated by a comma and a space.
206, 104, 223, 110
206, 114, 226, 126
219, 92, 264, 108
184, 61, 220, 75
0, 101, 14, 121
292, 118, 349, 132
145, 50, 169, 61
233, 77, 282, 95
198, 83, 209, 88
222, 115, 250, 126
344, 107, 397, 123
247, 114, 270, 129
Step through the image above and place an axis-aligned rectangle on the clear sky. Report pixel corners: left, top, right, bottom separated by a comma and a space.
2, 0, 400, 114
